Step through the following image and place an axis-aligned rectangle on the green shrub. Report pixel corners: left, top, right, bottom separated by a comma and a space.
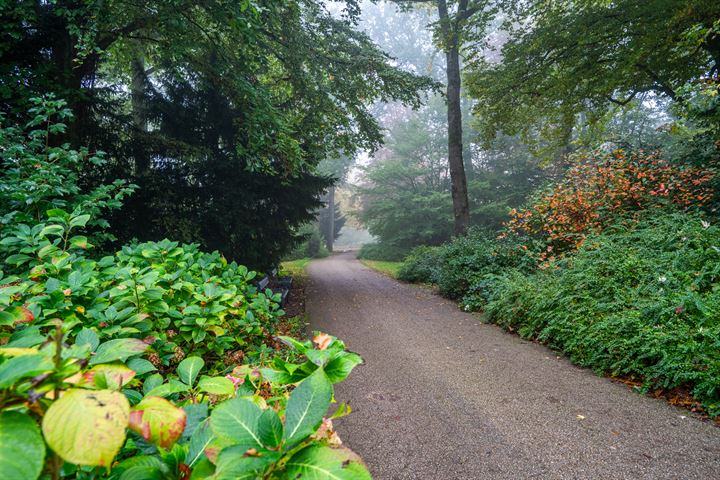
285, 224, 330, 260
1, 213, 285, 368
305, 225, 330, 258
398, 228, 537, 305
357, 242, 408, 261
485, 211, 720, 415
0, 328, 367, 479
397, 246, 440, 283
0, 96, 135, 252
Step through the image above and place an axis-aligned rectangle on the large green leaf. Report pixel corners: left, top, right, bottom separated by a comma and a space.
212, 445, 280, 480
42, 389, 130, 466
277, 335, 308, 353
69, 214, 91, 228
128, 396, 186, 449
112, 455, 169, 480
75, 328, 100, 351
259, 367, 300, 385
4, 254, 32, 267
0, 412, 45, 480
325, 352, 363, 384
257, 408, 283, 449
39, 224, 65, 237
6, 327, 45, 348
286, 445, 371, 480
189, 457, 215, 479
123, 388, 144, 406
186, 419, 215, 468
127, 357, 157, 376
0, 354, 54, 389
90, 338, 148, 365
305, 348, 334, 367
178, 356, 204, 386
143, 373, 164, 395
118, 465, 166, 480
182, 402, 210, 441
144, 379, 190, 398
209, 398, 263, 449
197, 376, 235, 396
283, 367, 332, 446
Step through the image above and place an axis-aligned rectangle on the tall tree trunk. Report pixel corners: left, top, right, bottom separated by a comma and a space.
325, 185, 335, 252
130, 49, 149, 175
438, 0, 470, 235
53, 16, 86, 148
461, 97, 474, 182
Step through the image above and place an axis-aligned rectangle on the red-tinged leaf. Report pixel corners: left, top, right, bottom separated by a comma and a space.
0, 306, 34, 327
128, 396, 186, 449
80, 364, 136, 390
204, 436, 235, 464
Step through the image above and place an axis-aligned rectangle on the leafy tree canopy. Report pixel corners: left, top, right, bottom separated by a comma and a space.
464, 0, 720, 153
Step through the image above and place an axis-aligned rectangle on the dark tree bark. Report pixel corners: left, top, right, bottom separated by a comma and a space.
130, 48, 149, 175
437, 0, 470, 235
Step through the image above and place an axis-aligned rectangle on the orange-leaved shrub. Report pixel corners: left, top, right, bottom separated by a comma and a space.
505, 150, 715, 256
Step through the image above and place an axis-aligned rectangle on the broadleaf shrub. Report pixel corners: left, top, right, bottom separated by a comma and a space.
0, 96, 135, 252
505, 149, 715, 255
398, 144, 720, 415
395, 246, 439, 284
0, 99, 370, 479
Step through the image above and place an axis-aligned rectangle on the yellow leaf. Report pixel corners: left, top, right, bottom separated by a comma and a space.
42, 389, 129, 466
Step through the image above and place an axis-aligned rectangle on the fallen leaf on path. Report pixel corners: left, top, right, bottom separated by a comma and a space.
313, 332, 332, 350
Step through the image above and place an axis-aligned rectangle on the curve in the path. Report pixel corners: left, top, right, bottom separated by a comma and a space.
306, 252, 720, 480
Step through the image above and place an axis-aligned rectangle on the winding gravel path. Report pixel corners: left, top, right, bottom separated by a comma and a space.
306, 252, 720, 479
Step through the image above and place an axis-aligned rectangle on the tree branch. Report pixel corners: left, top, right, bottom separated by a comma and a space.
606, 90, 640, 106
635, 63, 677, 99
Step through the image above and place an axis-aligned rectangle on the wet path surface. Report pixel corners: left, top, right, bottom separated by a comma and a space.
306, 252, 720, 479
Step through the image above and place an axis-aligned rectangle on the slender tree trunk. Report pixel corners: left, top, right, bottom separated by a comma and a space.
325, 186, 335, 252
438, 0, 470, 235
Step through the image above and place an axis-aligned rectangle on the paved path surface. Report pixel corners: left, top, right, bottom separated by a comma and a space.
306, 252, 720, 480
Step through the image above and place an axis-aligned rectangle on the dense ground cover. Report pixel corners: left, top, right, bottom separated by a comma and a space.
0, 101, 368, 479
488, 212, 720, 415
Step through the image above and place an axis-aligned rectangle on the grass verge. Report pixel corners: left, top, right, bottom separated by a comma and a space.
281, 257, 311, 277
360, 259, 403, 278
278, 258, 311, 337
